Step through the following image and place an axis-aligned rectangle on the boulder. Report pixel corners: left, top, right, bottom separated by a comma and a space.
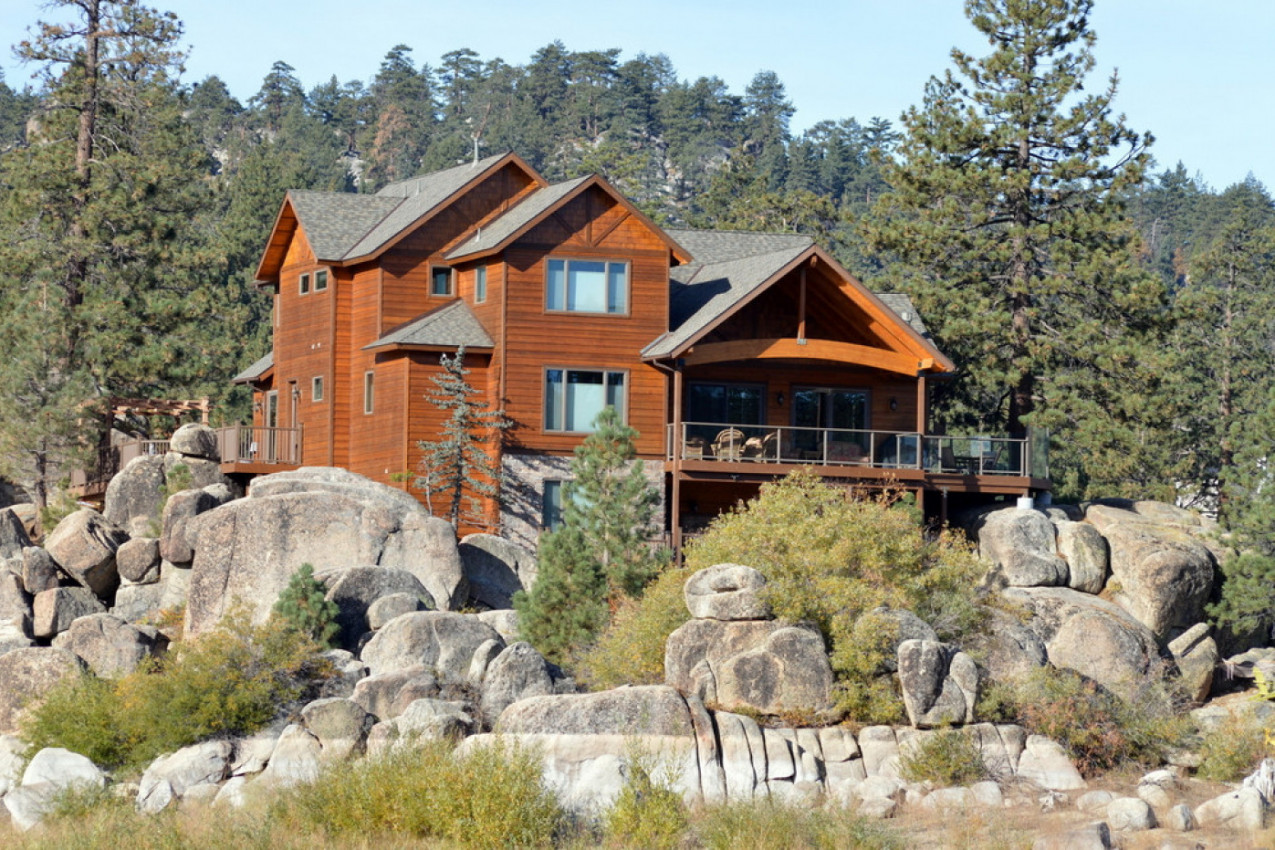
300, 697, 374, 760
103, 454, 166, 537
1165, 803, 1196, 832
897, 640, 978, 727
970, 607, 1049, 681
971, 508, 1068, 587
21, 546, 61, 595
683, 563, 772, 621
315, 649, 367, 700
165, 453, 238, 494
136, 740, 232, 814
185, 468, 466, 636
322, 567, 436, 650
1167, 623, 1218, 704
869, 607, 938, 673
1002, 586, 1165, 700
1194, 786, 1267, 830
367, 698, 475, 754
3, 784, 58, 832
664, 618, 836, 719
0, 648, 84, 733
0, 507, 32, 561
0, 571, 32, 646
359, 611, 502, 680
1106, 796, 1156, 831
22, 747, 105, 790
1076, 789, 1114, 813
160, 486, 232, 566
51, 613, 166, 678
43, 508, 128, 598
477, 609, 520, 644
0, 734, 23, 795
32, 586, 106, 638
169, 423, 219, 460
116, 537, 161, 584
1054, 520, 1108, 594
497, 685, 693, 736
367, 592, 426, 630
7, 505, 39, 542
257, 724, 322, 788
480, 641, 556, 722
457, 533, 537, 609
111, 582, 166, 624
350, 666, 441, 720
1016, 734, 1086, 791
1032, 822, 1112, 850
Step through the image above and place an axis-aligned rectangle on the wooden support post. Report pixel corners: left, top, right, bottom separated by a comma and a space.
916, 374, 927, 435
797, 266, 807, 342
671, 362, 684, 557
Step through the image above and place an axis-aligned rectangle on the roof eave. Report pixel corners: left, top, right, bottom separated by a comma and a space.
362, 342, 495, 353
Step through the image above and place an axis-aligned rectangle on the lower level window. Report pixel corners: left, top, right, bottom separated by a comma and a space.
542, 480, 564, 529
544, 369, 625, 432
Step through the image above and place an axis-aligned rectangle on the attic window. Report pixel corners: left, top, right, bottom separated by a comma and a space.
314, 269, 329, 292
431, 266, 453, 297
299, 272, 311, 295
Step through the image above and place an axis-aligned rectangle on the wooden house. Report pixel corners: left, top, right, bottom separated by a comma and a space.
234, 152, 1049, 549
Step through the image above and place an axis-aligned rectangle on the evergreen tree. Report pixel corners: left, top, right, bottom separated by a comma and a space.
0, 0, 210, 506
272, 563, 339, 648
512, 526, 608, 665
861, 0, 1172, 498
414, 347, 511, 530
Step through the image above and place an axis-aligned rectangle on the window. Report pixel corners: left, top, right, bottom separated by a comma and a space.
546, 258, 627, 314
544, 369, 625, 432
687, 382, 766, 426
542, 481, 565, 530
363, 371, 375, 414
299, 272, 311, 295
474, 266, 487, 303
431, 266, 453, 296
312, 376, 324, 402
314, 268, 329, 292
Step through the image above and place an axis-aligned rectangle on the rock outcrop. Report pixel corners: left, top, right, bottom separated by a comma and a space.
43, 509, 128, 598
457, 533, 537, 609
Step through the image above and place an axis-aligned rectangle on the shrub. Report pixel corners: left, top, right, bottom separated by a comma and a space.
21, 612, 329, 773
899, 727, 989, 786
268, 737, 563, 847
576, 563, 693, 689
601, 749, 687, 850
1198, 714, 1269, 781
272, 563, 339, 648
995, 666, 1189, 776
693, 800, 902, 850
515, 526, 609, 666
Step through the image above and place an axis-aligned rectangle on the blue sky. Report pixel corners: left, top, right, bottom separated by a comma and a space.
2, 0, 1270, 190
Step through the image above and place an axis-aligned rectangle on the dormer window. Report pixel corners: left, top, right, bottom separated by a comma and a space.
546, 258, 628, 314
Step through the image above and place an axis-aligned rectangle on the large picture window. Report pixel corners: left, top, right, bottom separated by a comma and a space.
546, 258, 627, 314
544, 369, 625, 432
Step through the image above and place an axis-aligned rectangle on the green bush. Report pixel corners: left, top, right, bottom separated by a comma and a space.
992, 666, 1189, 776
273, 563, 339, 648
693, 800, 902, 850
583, 471, 985, 722
1198, 714, 1269, 781
21, 613, 329, 773
601, 750, 688, 850
899, 727, 988, 786
576, 563, 693, 689
268, 738, 563, 848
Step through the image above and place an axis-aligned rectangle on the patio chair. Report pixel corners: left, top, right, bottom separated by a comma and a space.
712, 427, 745, 461
682, 435, 706, 460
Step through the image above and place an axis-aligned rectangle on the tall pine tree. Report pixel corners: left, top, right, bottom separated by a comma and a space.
861, 0, 1173, 498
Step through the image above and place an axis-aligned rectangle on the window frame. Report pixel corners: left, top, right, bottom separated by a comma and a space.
363, 371, 375, 415
298, 272, 311, 296
544, 257, 630, 316
542, 366, 628, 434
430, 265, 454, 297
312, 375, 324, 402
474, 265, 487, 304
542, 480, 565, 530
314, 268, 329, 292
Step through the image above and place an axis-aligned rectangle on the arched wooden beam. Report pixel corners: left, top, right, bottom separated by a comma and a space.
682, 338, 928, 375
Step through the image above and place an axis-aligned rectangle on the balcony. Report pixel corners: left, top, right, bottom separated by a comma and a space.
667, 422, 1049, 482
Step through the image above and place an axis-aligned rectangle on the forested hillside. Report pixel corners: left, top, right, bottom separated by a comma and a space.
0, 0, 1270, 531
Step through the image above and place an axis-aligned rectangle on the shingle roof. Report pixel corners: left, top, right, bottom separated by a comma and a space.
363, 300, 495, 351
232, 351, 273, 384
444, 176, 592, 261
284, 153, 513, 263
287, 192, 401, 260
642, 230, 815, 359
875, 293, 933, 340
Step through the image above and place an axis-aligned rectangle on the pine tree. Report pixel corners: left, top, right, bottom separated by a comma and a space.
512, 526, 608, 665
272, 563, 339, 648
860, 0, 1173, 498
415, 347, 511, 530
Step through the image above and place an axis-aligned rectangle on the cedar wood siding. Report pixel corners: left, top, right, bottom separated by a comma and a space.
273, 226, 331, 463
499, 185, 670, 459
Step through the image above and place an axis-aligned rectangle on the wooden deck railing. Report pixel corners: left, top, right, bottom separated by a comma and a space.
667, 422, 1043, 478
214, 425, 302, 466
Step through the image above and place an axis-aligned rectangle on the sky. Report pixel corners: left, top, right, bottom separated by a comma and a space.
1, 0, 1271, 191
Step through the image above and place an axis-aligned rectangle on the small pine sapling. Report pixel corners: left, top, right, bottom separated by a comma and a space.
273, 563, 339, 648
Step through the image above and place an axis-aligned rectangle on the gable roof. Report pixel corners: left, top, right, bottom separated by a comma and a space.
643, 229, 952, 372
363, 299, 495, 351
444, 173, 692, 264
286, 192, 402, 260
232, 351, 273, 384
